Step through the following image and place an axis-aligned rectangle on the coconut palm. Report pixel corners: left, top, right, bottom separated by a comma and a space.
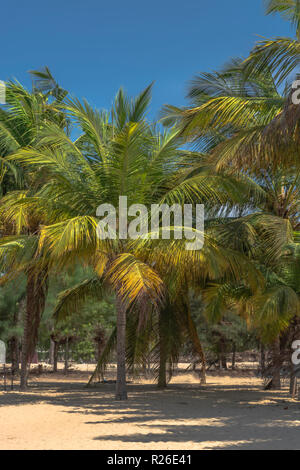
207, 233, 300, 388
162, 58, 289, 172
0, 72, 68, 388
5, 82, 264, 399
86, 282, 208, 388
162, 53, 300, 388
239, 1, 300, 167
244, 1, 300, 80
200, 164, 300, 388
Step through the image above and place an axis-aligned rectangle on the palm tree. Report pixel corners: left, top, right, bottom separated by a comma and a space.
162, 52, 300, 387
162, 58, 288, 171
0, 71, 68, 388
7, 83, 261, 398
239, 1, 300, 167
245, 1, 300, 78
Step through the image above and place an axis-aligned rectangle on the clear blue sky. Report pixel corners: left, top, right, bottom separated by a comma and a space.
1, 0, 293, 120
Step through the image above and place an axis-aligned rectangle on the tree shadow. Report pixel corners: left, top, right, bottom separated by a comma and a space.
1, 377, 299, 449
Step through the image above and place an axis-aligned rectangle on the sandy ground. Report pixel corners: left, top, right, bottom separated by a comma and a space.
0, 365, 300, 450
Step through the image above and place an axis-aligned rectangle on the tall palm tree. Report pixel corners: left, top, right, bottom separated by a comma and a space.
162, 55, 300, 388
7, 84, 260, 399
0, 72, 68, 388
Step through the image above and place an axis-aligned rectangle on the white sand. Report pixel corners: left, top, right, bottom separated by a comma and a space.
0, 369, 299, 450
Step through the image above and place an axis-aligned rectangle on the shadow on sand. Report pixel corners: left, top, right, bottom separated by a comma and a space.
1, 376, 300, 450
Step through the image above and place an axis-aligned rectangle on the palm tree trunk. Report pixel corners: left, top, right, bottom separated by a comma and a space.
158, 349, 167, 388
158, 310, 167, 389
115, 295, 127, 400
289, 369, 298, 397
10, 337, 19, 375
20, 278, 33, 390
20, 270, 48, 390
53, 342, 58, 372
270, 335, 281, 390
49, 337, 55, 365
95, 342, 102, 362
11, 297, 25, 376
64, 338, 69, 375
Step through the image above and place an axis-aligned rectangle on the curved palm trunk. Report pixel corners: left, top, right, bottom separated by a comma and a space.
20, 270, 48, 390
88, 327, 117, 385
115, 295, 127, 400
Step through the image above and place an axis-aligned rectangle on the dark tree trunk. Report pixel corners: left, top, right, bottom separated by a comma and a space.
20, 284, 31, 390
115, 296, 127, 400
158, 349, 167, 389
64, 338, 69, 375
93, 326, 106, 367
10, 297, 25, 375
49, 338, 55, 365
95, 342, 101, 362
270, 336, 281, 390
20, 341, 28, 389
158, 309, 167, 389
10, 337, 19, 375
95, 340, 104, 363
289, 370, 298, 397
53, 342, 58, 373
20, 271, 48, 390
